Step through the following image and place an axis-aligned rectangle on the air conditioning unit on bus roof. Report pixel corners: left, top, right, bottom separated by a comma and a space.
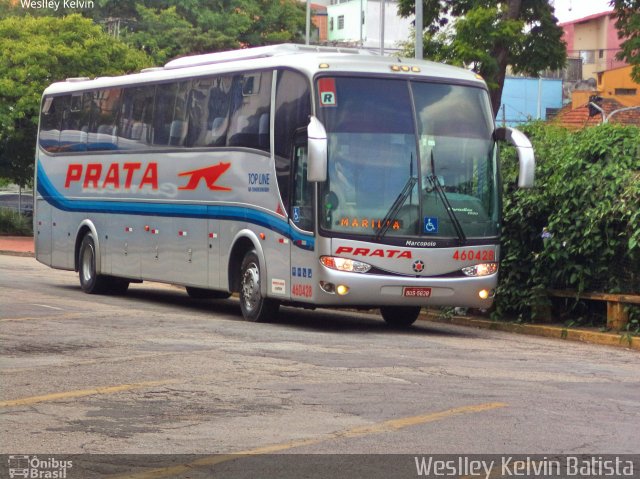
163, 43, 375, 70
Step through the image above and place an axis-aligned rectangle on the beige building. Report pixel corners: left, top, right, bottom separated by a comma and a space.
561, 10, 627, 82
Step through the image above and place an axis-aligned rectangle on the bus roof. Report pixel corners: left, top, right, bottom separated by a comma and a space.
43, 43, 486, 96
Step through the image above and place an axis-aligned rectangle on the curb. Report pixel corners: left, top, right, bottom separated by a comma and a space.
420, 312, 638, 351
0, 250, 34, 257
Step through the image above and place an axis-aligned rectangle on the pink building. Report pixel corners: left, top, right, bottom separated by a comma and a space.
560, 10, 627, 82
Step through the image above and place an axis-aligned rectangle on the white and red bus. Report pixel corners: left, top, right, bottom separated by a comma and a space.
35, 44, 534, 326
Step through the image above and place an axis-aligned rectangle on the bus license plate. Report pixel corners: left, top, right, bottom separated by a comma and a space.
403, 287, 432, 298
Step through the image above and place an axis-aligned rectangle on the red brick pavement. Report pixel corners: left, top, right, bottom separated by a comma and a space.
0, 236, 34, 255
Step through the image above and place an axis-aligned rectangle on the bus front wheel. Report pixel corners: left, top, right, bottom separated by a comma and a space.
239, 250, 279, 322
380, 306, 421, 328
78, 232, 110, 294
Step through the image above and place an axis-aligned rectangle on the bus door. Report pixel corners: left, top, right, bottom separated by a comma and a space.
289, 137, 316, 302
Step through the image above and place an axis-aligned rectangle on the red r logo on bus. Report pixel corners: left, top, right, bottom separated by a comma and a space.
318, 78, 337, 107
178, 162, 232, 191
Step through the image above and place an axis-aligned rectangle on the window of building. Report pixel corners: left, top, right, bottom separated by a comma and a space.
580, 50, 595, 64
338, 15, 344, 30
615, 88, 637, 96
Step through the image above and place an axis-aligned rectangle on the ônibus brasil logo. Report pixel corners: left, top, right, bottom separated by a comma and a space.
8, 455, 72, 478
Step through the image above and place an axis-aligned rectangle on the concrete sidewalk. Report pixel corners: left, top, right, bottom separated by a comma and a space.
0, 235, 34, 256
0, 235, 636, 351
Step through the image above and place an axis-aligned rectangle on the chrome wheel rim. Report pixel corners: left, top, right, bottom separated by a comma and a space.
241, 262, 261, 313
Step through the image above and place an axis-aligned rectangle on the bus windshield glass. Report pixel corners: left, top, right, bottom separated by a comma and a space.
317, 76, 498, 240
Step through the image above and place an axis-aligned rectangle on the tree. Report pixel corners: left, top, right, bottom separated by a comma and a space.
43, 0, 307, 64
610, 0, 640, 82
1, 1, 307, 64
397, 0, 567, 114
0, 15, 151, 187
122, 0, 307, 63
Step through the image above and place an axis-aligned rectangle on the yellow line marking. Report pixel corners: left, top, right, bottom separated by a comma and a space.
0, 379, 180, 408
0, 311, 121, 322
112, 402, 508, 479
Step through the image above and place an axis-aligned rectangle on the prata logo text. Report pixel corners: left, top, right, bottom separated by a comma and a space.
63, 162, 232, 192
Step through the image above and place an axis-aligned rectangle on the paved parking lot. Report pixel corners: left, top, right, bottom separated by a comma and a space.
1, 254, 639, 476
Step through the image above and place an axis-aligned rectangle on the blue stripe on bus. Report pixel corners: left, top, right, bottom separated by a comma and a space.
36, 162, 314, 250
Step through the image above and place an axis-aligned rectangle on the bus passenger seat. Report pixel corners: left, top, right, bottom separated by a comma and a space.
258, 113, 269, 149
130, 122, 144, 140
169, 120, 188, 146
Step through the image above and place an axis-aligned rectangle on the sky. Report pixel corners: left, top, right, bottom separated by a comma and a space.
551, 0, 614, 24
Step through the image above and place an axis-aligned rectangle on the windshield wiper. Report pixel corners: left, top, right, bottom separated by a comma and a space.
427, 151, 466, 244
375, 175, 418, 241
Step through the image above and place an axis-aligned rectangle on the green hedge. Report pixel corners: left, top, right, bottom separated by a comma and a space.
0, 208, 33, 236
495, 122, 640, 324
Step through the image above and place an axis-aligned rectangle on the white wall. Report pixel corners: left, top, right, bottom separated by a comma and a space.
327, 0, 413, 51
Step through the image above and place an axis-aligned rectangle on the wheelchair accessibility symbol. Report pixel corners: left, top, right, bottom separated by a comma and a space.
424, 217, 439, 234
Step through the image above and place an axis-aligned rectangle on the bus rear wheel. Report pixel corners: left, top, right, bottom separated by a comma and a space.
239, 250, 279, 322
380, 306, 421, 328
78, 232, 110, 294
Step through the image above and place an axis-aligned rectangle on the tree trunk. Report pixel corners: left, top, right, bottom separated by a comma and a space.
489, 0, 523, 115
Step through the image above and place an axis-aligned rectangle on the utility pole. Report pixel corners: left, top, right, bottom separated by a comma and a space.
305, 0, 311, 45
379, 0, 385, 55
415, 0, 423, 59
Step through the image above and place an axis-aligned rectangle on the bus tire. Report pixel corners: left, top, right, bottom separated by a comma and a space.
78, 232, 109, 294
239, 250, 279, 322
186, 286, 231, 300
380, 306, 421, 328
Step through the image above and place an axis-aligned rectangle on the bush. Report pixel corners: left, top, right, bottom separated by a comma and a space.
0, 208, 33, 236
495, 122, 640, 323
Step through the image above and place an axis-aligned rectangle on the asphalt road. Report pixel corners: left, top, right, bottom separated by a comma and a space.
1, 255, 639, 476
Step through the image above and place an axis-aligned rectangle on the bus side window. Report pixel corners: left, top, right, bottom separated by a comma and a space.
119, 86, 154, 148
60, 92, 90, 152
40, 95, 68, 153
88, 88, 122, 151
227, 71, 272, 152
187, 75, 232, 147
153, 82, 178, 146
274, 70, 311, 216
151, 81, 190, 147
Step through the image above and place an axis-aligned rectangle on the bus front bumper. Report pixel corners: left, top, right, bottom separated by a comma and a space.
313, 269, 498, 309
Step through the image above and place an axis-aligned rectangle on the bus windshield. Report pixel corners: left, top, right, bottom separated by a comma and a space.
317, 76, 499, 241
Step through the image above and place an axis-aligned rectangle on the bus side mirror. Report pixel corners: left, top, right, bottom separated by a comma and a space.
307, 116, 327, 182
494, 127, 535, 188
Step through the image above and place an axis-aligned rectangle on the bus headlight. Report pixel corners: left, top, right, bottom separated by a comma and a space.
461, 263, 498, 277
320, 256, 372, 273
